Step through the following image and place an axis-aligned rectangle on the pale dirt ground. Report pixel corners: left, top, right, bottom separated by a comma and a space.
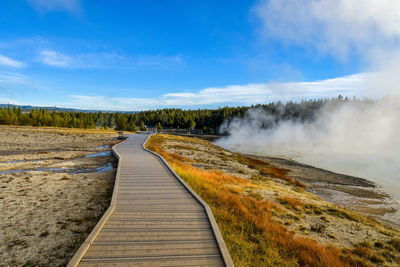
0, 126, 119, 267
161, 134, 400, 251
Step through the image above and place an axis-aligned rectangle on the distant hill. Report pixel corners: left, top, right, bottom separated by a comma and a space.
0, 104, 137, 113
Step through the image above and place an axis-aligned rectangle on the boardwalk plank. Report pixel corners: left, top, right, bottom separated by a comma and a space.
68, 134, 233, 267
79, 255, 224, 266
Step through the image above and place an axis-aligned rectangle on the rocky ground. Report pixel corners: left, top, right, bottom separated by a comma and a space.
251, 155, 399, 228
0, 126, 119, 267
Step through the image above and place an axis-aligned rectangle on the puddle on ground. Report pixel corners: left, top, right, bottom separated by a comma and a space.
72, 163, 113, 173
0, 163, 114, 175
85, 151, 112, 158
0, 159, 42, 164
1, 148, 112, 164
94, 145, 110, 149
82, 145, 110, 150
0, 166, 75, 175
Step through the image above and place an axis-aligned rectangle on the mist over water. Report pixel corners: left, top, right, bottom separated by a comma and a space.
216, 97, 400, 201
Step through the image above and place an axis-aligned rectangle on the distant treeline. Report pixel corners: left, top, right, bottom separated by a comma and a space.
0, 96, 358, 133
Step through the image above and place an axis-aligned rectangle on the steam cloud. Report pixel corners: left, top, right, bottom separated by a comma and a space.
254, 0, 400, 58
217, 98, 400, 157
216, 98, 400, 200
217, 0, 400, 199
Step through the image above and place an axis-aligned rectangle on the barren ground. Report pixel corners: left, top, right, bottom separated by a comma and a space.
0, 126, 119, 267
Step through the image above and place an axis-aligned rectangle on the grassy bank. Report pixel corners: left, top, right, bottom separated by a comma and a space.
146, 134, 400, 267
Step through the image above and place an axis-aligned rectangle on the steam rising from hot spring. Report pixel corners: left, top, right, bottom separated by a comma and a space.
217, 98, 400, 156
216, 97, 400, 199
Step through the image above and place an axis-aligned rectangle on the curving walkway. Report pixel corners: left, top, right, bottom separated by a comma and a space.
68, 134, 233, 267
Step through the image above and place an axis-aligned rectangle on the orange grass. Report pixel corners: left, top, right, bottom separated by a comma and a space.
277, 196, 306, 210
146, 134, 352, 267
260, 166, 305, 187
242, 155, 305, 187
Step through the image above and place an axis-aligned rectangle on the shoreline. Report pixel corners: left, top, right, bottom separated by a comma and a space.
247, 153, 400, 229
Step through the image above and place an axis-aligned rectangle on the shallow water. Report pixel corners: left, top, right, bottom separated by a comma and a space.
1, 148, 112, 165
0, 166, 75, 175
0, 163, 114, 175
0, 159, 42, 164
85, 151, 112, 158
72, 163, 113, 173
91, 145, 110, 149
218, 141, 400, 227
293, 153, 400, 201
284, 152, 400, 228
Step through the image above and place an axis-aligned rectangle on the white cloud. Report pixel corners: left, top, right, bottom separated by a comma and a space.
38, 50, 185, 70
0, 71, 34, 86
0, 71, 47, 105
39, 50, 73, 68
38, 50, 127, 69
163, 74, 364, 105
66, 73, 369, 111
0, 54, 26, 68
0, 97, 20, 104
27, 0, 81, 13
68, 95, 161, 111
254, 0, 400, 58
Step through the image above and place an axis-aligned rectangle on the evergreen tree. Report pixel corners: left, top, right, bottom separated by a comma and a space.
0, 96, 355, 132
128, 121, 137, 132
116, 115, 128, 130
156, 122, 162, 132
140, 121, 147, 131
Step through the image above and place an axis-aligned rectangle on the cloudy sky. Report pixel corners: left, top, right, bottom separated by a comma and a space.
0, 0, 399, 110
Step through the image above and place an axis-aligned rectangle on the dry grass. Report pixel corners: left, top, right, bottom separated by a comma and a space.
146, 134, 352, 267
146, 134, 400, 266
240, 155, 306, 187
0, 125, 120, 135
277, 196, 306, 211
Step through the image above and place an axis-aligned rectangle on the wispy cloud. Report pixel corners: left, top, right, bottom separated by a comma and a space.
38, 49, 185, 70
0, 54, 26, 68
39, 50, 73, 67
0, 71, 35, 86
69, 95, 161, 111
254, 0, 400, 58
66, 73, 368, 111
162, 74, 365, 105
0, 71, 47, 105
134, 54, 186, 70
0, 97, 21, 105
27, 0, 81, 13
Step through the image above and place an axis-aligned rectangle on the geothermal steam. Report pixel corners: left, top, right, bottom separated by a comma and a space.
216, 98, 400, 199
217, 98, 400, 157
218, 0, 400, 199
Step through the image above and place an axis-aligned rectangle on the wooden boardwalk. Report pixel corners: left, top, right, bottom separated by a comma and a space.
68, 134, 233, 267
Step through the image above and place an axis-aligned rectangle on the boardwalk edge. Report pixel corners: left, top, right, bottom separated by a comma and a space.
143, 133, 235, 267
67, 137, 128, 267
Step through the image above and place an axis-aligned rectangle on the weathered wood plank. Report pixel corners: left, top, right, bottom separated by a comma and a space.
90, 240, 217, 249
102, 220, 211, 229
69, 134, 233, 267
79, 255, 224, 266
84, 247, 220, 258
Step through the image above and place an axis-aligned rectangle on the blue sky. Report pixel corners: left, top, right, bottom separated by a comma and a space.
0, 0, 398, 110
